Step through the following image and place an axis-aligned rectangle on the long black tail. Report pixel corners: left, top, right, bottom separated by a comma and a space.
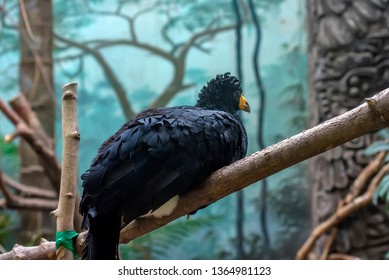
82, 209, 122, 260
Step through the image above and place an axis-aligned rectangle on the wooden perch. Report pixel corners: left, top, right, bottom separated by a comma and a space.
0, 239, 56, 260
2, 87, 389, 260
52, 83, 80, 260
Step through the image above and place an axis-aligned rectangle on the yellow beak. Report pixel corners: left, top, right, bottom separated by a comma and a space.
239, 95, 251, 113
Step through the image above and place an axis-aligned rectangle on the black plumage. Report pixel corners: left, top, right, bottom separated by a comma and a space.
79, 73, 250, 259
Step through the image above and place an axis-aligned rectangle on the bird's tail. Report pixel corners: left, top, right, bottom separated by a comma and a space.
82, 209, 121, 260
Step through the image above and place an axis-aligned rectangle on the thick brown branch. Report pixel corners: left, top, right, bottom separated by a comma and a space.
0, 99, 22, 124
0, 239, 56, 260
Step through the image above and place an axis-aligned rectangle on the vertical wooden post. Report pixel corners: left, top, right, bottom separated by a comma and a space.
54, 82, 80, 259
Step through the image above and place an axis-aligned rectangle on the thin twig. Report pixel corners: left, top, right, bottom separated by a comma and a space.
55, 34, 136, 118
320, 227, 338, 260
2, 173, 57, 199
301, 151, 387, 259
0, 172, 58, 211
18, 13, 55, 102
327, 253, 361, 260
296, 162, 389, 260
18, 0, 34, 39
345, 151, 387, 203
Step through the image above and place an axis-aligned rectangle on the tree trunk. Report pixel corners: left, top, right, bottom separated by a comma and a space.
18, 0, 55, 243
307, 0, 389, 259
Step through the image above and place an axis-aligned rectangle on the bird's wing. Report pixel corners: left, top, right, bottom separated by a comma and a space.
80, 107, 247, 226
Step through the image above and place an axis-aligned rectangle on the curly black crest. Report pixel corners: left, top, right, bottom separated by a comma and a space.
196, 72, 242, 114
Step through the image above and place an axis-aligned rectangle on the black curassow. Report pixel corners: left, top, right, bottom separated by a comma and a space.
79, 73, 250, 259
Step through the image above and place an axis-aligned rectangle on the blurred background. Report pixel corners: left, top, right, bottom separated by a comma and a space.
1, 0, 389, 260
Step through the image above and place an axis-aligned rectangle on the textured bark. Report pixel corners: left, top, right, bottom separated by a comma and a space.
0, 239, 56, 260
18, 0, 55, 242
307, 0, 389, 259
53, 83, 80, 260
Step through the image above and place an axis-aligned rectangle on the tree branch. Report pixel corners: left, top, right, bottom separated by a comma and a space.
52, 83, 80, 260
0, 238, 56, 260
2, 173, 57, 199
3, 87, 389, 259
55, 34, 136, 118
178, 24, 236, 59
9, 94, 54, 150
150, 24, 237, 109
0, 98, 61, 190
92, 39, 175, 62
0, 96, 83, 229
327, 253, 361, 260
345, 150, 387, 203
296, 161, 389, 260
0, 172, 58, 211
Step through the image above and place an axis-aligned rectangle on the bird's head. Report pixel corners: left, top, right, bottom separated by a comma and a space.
196, 72, 250, 114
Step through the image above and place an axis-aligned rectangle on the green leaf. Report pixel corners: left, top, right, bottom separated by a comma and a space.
377, 129, 389, 139
281, 42, 289, 50
0, 136, 18, 156
120, 215, 222, 259
364, 141, 389, 157
372, 175, 389, 206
